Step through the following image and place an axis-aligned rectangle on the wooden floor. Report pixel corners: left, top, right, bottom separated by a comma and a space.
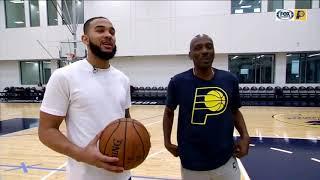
0, 103, 319, 180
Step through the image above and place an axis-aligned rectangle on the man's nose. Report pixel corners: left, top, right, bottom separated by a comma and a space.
103, 31, 113, 39
201, 48, 210, 56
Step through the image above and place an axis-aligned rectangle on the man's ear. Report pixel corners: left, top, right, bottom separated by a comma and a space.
188, 51, 192, 60
81, 35, 89, 46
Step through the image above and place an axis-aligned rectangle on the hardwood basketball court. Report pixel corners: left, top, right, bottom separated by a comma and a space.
0, 103, 319, 180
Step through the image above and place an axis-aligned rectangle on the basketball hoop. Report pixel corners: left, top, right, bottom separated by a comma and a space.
66, 53, 76, 61
59, 41, 87, 61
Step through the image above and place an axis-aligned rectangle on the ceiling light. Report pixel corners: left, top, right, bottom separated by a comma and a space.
10, 0, 24, 4
241, 5, 252, 8
308, 53, 320, 57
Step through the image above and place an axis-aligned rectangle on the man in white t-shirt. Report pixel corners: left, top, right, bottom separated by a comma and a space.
38, 17, 132, 180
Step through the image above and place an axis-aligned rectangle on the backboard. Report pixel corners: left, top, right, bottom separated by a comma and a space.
59, 41, 87, 61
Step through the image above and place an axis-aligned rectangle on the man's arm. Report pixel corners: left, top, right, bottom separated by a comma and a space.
125, 108, 131, 118
38, 111, 124, 172
38, 112, 78, 157
163, 107, 178, 157
233, 109, 250, 158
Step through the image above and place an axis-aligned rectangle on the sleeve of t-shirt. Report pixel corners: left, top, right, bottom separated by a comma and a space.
165, 78, 178, 110
40, 70, 70, 116
124, 77, 131, 109
231, 77, 242, 110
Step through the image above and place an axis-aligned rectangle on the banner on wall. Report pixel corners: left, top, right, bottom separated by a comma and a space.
275, 9, 307, 21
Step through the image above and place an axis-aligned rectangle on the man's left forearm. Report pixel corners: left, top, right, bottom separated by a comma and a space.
233, 109, 249, 139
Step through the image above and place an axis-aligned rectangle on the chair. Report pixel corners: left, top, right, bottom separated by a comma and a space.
242, 86, 250, 99
290, 86, 299, 99
298, 86, 308, 99
282, 86, 291, 99
144, 87, 152, 99
306, 86, 315, 99
137, 87, 145, 98
150, 87, 158, 99
250, 86, 259, 99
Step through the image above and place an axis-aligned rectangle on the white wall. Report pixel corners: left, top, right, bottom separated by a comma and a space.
0, 1, 319, 89
112, 54, 227, 87
0, 1, 319, 60
275, 53, 287, 86
0, 61, 20, 91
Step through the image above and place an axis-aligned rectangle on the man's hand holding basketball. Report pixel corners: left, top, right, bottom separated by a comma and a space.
78, 132, 124, 173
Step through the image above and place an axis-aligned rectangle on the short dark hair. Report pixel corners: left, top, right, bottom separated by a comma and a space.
83, 16, 108, 34
190, 34, 213, 50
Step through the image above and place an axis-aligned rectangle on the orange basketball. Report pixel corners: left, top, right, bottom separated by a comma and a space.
99, 118, 151, 170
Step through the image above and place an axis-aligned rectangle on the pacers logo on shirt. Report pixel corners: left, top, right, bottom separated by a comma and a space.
191, 87, 228, 125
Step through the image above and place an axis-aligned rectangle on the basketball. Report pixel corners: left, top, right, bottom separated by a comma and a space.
99, 118, 151, 170
204, 89, 226, 112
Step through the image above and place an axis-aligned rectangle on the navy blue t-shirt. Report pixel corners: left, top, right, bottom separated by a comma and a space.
166, 68, 241, 171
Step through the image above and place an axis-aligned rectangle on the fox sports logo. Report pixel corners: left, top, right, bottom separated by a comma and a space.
276, 9, 294, 20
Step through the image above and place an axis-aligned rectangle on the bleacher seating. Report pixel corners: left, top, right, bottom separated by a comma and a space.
1, 85, 319, 107
0, 86, 45, 102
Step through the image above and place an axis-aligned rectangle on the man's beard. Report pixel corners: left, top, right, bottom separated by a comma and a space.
89, 40, 117, 61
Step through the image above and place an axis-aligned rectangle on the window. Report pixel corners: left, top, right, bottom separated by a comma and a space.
20, 61, 51, 85
29, 0, 40, 27
295, 0, 312, 9
286, 53, 320, 83
42, 61, 51, 84
47, 0, 58, 26
229, 54, 275, 84
62, 0, 84, 25
20, 61, 40, 85
58, 60, 71, 68
268, 0, 284, 12
4, 0, 26, 28
231, 0, 261, 14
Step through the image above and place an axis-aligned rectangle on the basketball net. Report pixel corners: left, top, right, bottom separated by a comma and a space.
66, 53, 76, 61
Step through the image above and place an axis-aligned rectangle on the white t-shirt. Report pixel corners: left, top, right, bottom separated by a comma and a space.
40, 59, 131, 180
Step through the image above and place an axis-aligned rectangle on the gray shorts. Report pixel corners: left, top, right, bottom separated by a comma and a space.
181, 157, 240, 180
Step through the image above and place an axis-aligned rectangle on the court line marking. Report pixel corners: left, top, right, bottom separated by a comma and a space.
146, 149, 166, 160
139, 114, 163, 121
243, 135, 320, 140
40, 149, 167, 179
272, 113, 320, 129
41, 161, 67, 180
270, 147, 293, 154
145, 120, 161, 127
132, 175, 179, 180
311, 158, 320, 163
236, 158, 250, 180
249, 144, 255, 147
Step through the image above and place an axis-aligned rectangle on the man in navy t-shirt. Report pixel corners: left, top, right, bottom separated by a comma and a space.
163, 34, 250, 180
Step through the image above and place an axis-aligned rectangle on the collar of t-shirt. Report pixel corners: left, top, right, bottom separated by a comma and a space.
84, 59, 113, 73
